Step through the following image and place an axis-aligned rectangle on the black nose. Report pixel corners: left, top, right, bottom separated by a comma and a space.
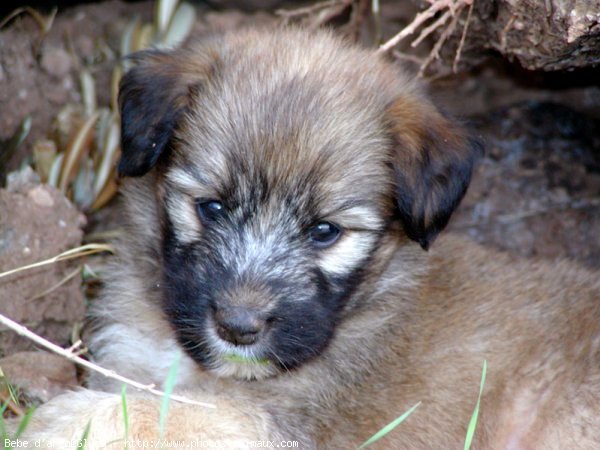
214, 307, 266, 346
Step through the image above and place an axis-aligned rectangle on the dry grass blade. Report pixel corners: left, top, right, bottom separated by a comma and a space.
80, 69, 97, 118
0, 6, 56, 34
32, 139, 57, 183
372, 0, 382, 44
0, 314, 215, 408
90, 173, 118, 211
31, 1, 195, 213
27, 267, 81, 302
58, 111, 100, 193
47, 153, 64, 188
110, 66, 123, 112
120, 18, 140, 61
0, 244, 114, 280
161, 2, 195, 49
133, 24, 154, 53
93, 116, 120, 198
155, 0, 179, 37
73, 158, 96, 209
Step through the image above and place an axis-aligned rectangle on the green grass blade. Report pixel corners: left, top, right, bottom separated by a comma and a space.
14, 407, 35, 438
78, 420, 92, 450
159, 352, 181, 437
0, 400, 9, 444
357, 401, 421, 449
5, 382, 19, 407
464, 360, 487, 450
121, 384, 129, 449
0, 405, 7, 446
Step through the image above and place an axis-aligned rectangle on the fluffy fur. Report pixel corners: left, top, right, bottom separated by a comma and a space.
19, 27, 599, 449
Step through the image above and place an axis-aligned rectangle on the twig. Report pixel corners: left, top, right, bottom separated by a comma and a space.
378, 0, 475, 77
418, 6, 461, 77
0, 314, 215, 409
411, 9, 452, 48
392, 50, 424, 65
453, 0, 474, 72
346, 0, 370, 42
377, 0, 448, 53
499, 14, 516, 53
0, 244, 114, 280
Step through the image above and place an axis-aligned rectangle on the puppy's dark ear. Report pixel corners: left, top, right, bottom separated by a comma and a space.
387, 95, 483, 250
118, 50, 194, 177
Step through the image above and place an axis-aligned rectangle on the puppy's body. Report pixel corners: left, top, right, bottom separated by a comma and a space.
21, 28, 599, 449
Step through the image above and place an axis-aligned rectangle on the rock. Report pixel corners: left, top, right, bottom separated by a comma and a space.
450, 101, 600, 267
0, 169, 86, 355
40, 47, 72, 78
0, 351, 78, 403
406, 0, 600, 73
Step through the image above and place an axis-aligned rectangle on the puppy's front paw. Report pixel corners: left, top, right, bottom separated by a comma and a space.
15, 389, 273, 449
14, 390, 127, 448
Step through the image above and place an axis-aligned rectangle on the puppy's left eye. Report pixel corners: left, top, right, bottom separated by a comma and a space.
309, 222, 342, 248
196, 199, 227, 223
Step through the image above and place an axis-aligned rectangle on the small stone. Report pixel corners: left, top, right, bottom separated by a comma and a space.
40, 47, 72, 78
28, 185, 55, 207
6, 167, 40, 193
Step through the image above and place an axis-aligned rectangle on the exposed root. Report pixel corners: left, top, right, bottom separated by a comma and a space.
377, 0, 475, 77
453, 0, 475, 73
417, 5, 461, 77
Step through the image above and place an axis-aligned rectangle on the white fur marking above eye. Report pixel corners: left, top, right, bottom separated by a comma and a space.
166, 168, 201, 192
319, 231, 377, 276
166, 193, 201, 243
333, 206, 384, 231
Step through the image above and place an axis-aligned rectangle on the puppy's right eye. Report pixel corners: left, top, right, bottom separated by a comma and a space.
195, 199, 227, 223
308, 221, 342, 248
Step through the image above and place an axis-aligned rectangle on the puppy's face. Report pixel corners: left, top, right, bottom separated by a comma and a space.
118, 29, 480, 380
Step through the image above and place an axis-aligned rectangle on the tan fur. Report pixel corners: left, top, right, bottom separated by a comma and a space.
17, 27, 599, 450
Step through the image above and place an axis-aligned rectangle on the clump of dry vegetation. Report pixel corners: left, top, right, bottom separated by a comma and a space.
27, 0, 195, 212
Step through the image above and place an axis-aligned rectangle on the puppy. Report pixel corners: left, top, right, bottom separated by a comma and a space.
20, 27, 599, 449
